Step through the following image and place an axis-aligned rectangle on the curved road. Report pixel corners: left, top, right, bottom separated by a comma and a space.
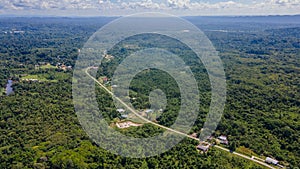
85, 67, 276, 169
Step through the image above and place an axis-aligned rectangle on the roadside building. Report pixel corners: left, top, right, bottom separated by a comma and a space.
218, 135, 229, 145
117, 109, 125, 113
91, 66, 98, 70
120, 114, 128, 119
145, 109, 153, 113
197, 142, 211, 153
35, 65, 40, 70
102, 77, 108, 82
265, 157, 279, 165
190, 133, 198, 138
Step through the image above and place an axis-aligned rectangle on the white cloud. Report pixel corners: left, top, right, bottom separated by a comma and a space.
251, 0, 300, 13
0, 0, 300, 15
270, 0, 300, 5
120, 0, 163, 10
1, 0, 100, 10
167, 0, 190, 9
207, 1, 245, 9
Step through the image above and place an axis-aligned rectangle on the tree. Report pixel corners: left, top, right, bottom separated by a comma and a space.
229, 141, 237, 152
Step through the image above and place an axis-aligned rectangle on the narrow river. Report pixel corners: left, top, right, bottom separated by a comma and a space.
6, 80, 13, 95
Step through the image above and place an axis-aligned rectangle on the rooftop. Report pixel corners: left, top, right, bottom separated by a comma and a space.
145, 109, 153, 113
265, 157, 279, 165
197, 142, 211, 152
117, 109, 125, 113
218, 135, 227, 141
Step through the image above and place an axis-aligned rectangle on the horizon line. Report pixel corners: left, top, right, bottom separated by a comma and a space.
1, 13, 300, 18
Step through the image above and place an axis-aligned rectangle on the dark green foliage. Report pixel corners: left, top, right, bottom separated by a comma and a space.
0, 17, 299, 168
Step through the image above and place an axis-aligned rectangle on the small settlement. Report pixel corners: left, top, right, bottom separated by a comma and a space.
115, 107, 142, 129
195, 134, 229, 153
116, 108, 128, 119
34, 62, 72, 71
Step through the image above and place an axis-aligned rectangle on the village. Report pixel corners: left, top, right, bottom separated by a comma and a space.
114, 108, 157, 128
112, 107, 283, 168
17, 62, 73, 83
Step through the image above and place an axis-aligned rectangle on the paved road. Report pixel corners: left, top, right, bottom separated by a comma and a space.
215, 145, 276, 169
85, 67, 276, 169
85, 67, 196, 139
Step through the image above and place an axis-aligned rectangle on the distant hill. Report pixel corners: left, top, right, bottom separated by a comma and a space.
185, 15, 300, 24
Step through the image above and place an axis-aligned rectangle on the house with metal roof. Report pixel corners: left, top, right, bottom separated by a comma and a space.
145, 109, 153, 113
217, 135, 229, 145
265, 157, 279, 165
196, 142, 211, 153
117, 109, 125, 113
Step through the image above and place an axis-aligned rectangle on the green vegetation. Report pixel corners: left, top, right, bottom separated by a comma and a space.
40, 64, 57, 69
0, 17, 299, 168
236, 146, 258, 157
19, 71, 69, 83
0, 88, 4, 96
21, 74, 56, 82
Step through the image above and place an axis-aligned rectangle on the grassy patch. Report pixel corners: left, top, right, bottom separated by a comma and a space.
20, 71, 70, 83
236, 146, 259, 157
21, 74, 57, 83
40, 64, 57, 69
0, 88, 4, 96
22, 74, 45, 81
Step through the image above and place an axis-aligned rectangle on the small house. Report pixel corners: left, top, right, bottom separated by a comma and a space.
145, 109, 153, 114
197, 142, 211, 152
218, 135, 228, 145
117, 109, 125, 113
120, 114, 128, 119
190, 133, 198, 138
35, 65, 40, 70
91, 66, 98, 70
265, 157, 278, 165
102, 77, 108, 82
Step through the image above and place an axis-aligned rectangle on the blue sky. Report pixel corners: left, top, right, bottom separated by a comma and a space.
0, 0, 299, 16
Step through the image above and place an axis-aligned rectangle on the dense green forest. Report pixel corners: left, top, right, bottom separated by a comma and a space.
0, 17, 299, 168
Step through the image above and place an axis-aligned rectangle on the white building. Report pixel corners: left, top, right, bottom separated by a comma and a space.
145, 109, 153, 113
265, 157, 279, 165
116, 109, 125, 113
217, 135, 229, 145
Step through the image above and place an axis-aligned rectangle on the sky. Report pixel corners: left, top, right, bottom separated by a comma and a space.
0, 0, 300, 16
